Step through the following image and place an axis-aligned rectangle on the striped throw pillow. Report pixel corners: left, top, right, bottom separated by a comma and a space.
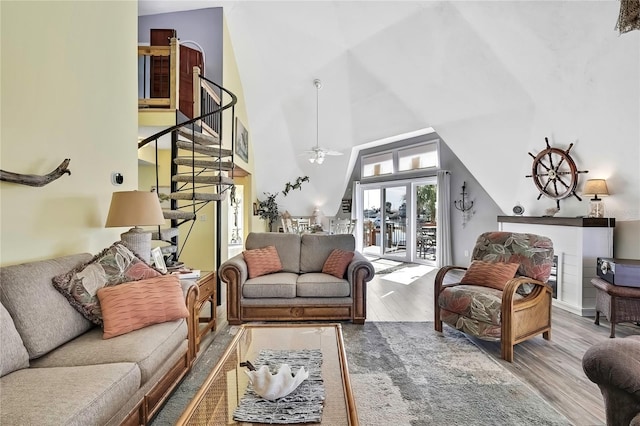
97, 275, 187, 339
243, 246, 283, 279
322, 249, 354, 278
460, 260, 519, 291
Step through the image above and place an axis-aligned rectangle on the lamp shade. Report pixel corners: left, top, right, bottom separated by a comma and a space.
105, 190, 165, 228
582, 179, 609, 198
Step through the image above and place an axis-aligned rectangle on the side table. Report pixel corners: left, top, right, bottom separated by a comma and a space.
195, 271, 217, 352
592, 277, 640, 337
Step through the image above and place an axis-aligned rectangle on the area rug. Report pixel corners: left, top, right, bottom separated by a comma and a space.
342, 322, 569, 426
152, 322, 569, 425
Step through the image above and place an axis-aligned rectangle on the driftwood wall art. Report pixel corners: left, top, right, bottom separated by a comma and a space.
0, 159, 71, 187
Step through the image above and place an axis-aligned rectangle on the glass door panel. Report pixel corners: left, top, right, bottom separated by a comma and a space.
362, 188, 381, 256
415, 183, 437, 263
383, 186, 407, 258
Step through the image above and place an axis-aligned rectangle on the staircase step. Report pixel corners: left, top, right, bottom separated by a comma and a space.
162, 209, 196, 220
176, 140, 232, 157
169, 192, 226, 201
151, 227, 179, 240
174, 157, 234, 170
172, 174, 234, 185
178, 127, 220, 145
160, 245, 177, 255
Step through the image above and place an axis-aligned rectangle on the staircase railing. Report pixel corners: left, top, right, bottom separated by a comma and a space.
139, 64, 237, 266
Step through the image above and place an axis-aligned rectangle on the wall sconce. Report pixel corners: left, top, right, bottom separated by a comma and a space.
454, 182, 474, 227
582, 179, 609, 218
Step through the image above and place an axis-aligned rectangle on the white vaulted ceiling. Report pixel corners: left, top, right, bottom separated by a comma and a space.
140, 1, 640, 220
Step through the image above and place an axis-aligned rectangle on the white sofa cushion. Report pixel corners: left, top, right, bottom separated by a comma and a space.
31, 318, 186, 385
246, 233, 301, 273
0, 303, 29, 377
242, 272, 298, 298
296, 273, 351, 297
0, 362, 139, 426
300, 234, 355, 273
0, 254, 94, 359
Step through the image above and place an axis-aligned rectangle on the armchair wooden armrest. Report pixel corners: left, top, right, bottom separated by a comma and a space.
219, 254, 247, 325
180, 279, 199, 367
434, 266, 468, 333
501, 276, 552, 361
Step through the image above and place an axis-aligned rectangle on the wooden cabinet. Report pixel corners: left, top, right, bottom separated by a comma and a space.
195, 271, 216, 352
498, 216, 615, 316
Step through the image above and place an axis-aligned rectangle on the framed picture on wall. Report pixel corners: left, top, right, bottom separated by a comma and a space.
235, 118, 249, 163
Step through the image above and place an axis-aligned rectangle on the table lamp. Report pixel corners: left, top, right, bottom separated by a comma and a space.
582, 179, 609, 218
105, 190, 166, 263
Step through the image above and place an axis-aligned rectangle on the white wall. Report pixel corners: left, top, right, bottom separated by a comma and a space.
1, 1, 138, 265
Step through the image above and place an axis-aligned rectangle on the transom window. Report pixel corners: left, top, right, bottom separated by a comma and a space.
362, 140, 439, 179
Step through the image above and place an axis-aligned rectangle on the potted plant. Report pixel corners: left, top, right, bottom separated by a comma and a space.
257, 192, 279, 231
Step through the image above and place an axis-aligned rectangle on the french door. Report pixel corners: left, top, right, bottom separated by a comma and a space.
358, 177, 437, 264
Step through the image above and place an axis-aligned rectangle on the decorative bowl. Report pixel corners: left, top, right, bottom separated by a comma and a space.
245, 364, 308, 401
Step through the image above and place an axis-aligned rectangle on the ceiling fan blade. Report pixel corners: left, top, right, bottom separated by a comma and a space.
324, 150, 343, 156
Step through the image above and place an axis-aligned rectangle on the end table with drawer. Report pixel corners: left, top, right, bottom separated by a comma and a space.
193, 271, 217, 352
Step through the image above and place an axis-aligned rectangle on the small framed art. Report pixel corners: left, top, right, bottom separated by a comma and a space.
151, 247, 167, 273
235, 118, 249, 163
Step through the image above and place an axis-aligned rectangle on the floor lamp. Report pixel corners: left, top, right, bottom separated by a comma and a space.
105, 190, 166, 263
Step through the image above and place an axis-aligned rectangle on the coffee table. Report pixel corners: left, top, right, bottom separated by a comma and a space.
176, 323, 358, 425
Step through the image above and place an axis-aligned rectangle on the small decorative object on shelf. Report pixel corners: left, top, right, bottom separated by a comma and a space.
170, 268, 201, 280
512, 203, 525, 216
454, 181, 474, 227
544, 207, 560, 217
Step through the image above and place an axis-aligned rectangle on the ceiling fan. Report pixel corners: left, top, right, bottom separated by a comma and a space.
303, 79, 343, 164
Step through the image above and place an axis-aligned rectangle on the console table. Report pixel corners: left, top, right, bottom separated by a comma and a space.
498, 216, 615, 316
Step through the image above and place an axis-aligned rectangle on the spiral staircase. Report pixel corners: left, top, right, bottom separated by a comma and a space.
138, 35, 238, 269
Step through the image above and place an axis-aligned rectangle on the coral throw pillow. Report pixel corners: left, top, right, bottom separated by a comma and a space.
97, 275, 188, 339
322, 249, 354, 278
243, 246, 283, 279
52, 241, 163, 325
460, 260, 519, 291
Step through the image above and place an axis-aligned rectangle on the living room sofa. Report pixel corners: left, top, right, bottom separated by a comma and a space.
0, 253, 199, 426
219, 232, 375, 324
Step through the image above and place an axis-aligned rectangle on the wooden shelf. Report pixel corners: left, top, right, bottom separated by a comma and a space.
497, 216, 615, 228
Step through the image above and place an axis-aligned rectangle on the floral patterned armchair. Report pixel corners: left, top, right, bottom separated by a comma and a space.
434, 232, 554, 362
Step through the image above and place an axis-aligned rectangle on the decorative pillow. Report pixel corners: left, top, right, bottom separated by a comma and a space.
460, 260, 519, 291
52, 241, 162, 325
97, 275, 188, 339
322, 249, 354, 279
243, 245, 283, 279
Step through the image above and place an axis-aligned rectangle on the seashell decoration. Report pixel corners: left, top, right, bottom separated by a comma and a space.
245, 364, 309, 401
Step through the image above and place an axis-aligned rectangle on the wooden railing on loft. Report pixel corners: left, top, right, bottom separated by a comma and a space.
138, 37, 178, 110
193, 66, 221, 137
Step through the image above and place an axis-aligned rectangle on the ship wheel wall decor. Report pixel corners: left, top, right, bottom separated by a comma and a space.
526, 137, 588, 209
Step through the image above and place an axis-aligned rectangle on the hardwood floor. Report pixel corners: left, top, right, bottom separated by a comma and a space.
368, 266, 640, 425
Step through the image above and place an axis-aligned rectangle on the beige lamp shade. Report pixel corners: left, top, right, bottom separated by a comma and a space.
105, 190, 166, 228
105, 191, 166, 263
582, 179, 609, 200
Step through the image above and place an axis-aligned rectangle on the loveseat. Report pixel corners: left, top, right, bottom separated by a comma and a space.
219, 232, 375, 324
0, 249, 198, 426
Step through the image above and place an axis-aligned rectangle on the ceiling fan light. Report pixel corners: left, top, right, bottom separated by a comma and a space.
309, 157, 316, 164
316, 156, 324, 164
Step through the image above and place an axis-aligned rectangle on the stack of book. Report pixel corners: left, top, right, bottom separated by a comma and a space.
170, 268, 201, 280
